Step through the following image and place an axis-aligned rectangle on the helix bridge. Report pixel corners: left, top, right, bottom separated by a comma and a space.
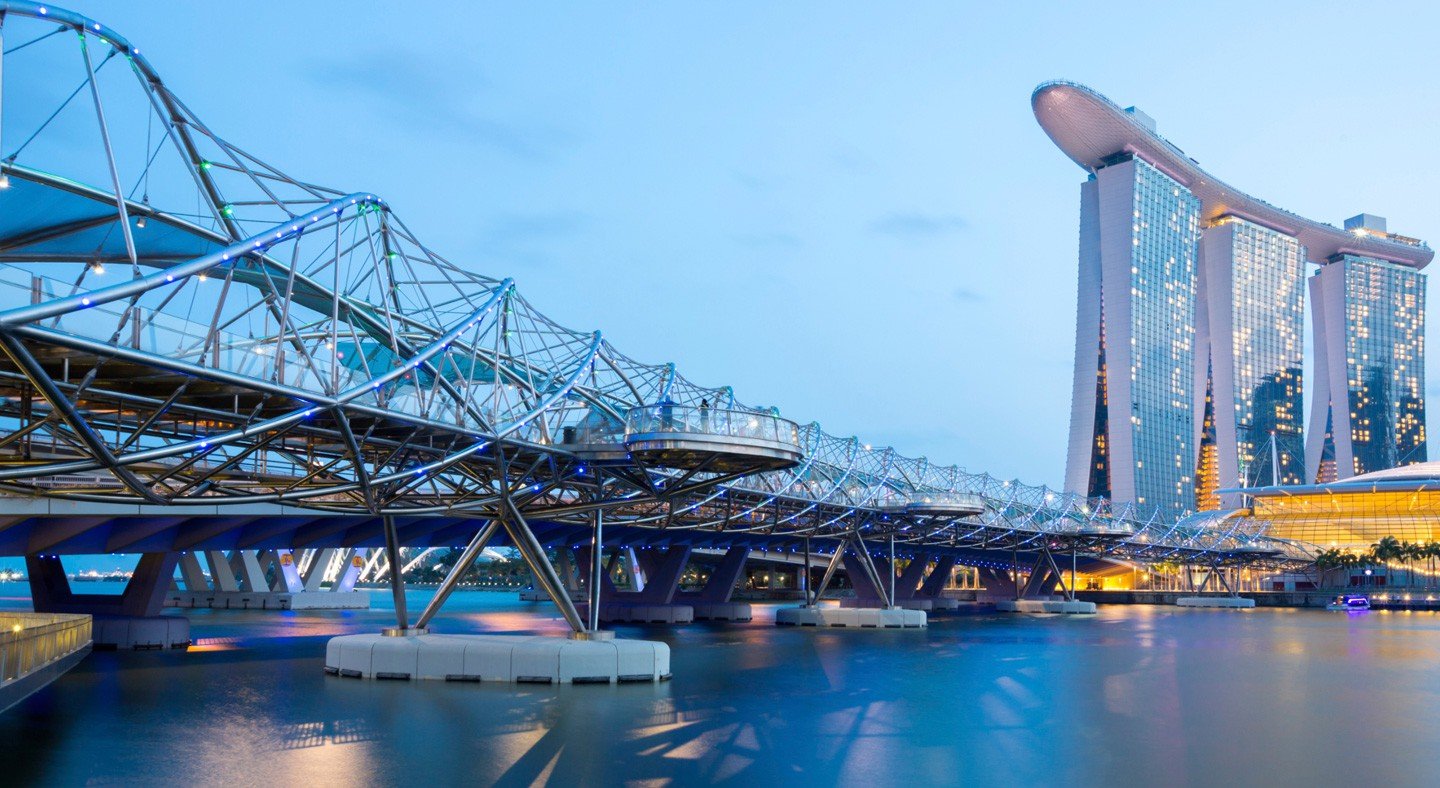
0, 2, 1315, 635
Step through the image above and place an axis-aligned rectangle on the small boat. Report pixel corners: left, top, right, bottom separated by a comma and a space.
1326, 594, 1370, 611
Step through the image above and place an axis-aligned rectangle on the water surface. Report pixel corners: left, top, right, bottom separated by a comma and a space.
1, 584, 1436, 786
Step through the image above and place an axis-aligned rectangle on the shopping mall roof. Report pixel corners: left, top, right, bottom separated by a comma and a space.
1234, 462, 1440, 497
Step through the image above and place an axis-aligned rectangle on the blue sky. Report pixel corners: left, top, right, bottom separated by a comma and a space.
65, 0, 1440, 487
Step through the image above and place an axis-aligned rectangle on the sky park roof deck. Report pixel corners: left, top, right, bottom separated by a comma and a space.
1032, 80, 1433, 269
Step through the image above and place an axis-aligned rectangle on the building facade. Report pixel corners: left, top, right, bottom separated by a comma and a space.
1307, 242, 1428, 481
1034, 81, 1431, 516
1065, 155, 1201, 515
1196, 216, 1306, 506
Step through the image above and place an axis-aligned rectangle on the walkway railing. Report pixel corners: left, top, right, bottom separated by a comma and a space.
625, 405, 802, 449
0, 613, 91, 688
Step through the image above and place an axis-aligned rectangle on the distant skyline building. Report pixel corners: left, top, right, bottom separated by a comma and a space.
1033, 81, 1433, 515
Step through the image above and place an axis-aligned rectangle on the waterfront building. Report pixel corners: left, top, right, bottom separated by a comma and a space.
1033, 82, 1432, 515
1244, 461, 1440, 551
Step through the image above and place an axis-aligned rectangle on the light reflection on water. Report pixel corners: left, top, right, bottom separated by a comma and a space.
1, 583, 1438, 785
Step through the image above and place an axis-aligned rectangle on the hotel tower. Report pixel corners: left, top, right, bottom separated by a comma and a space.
1033, 82, 1432, 516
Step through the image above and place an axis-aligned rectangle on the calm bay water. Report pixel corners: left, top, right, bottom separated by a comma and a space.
1, 582, 1438, 786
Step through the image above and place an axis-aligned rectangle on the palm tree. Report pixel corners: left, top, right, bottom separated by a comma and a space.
1344, 551, 1367, 587
1424, 541, 1440, 589
1373, 536, 1402, 588
1313, 549, 1346, 588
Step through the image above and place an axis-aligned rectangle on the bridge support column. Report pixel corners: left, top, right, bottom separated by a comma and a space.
178, 552, 209, 593
167, 549, 370, 611
302, 549, 339, 592
380, 516, 411, 634
636, 547, 689, 604
334, 549, 364, 593
494, 457, 588, 634
415, 519, 500, 631
990, 551, 1096, 614
841, 551, 888, 608
919, 556, 957, 599
574, 546, 620, 598
1176, 559, 1256, 608
676, 546, 751, 621
206, 551, 240, 593
877, 555, 958, 612
893, 557, 929, 601
777, 537, 924, 628
27, 552, 190, 649
233, 550, 268, 593
624, 547, 646, 592
591, 547, 698, 624
977, 566, 1017, 600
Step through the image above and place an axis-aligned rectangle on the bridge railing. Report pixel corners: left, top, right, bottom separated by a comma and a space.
625, 405, 802, 449
875, 490, 986, 513
0, 612, 91, 687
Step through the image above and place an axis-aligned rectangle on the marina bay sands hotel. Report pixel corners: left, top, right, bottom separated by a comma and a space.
1034, 82, 1433, 517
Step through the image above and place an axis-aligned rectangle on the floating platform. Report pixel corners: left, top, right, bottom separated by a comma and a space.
1176, 596, 1256, 609
92, 614, 191, 650
690, 602, 752, 622
324, 633, 671, 684
167, 590, 370, 610
841, 598, 958, 612
775, 606, 926, 628
593, 603, 695, 624
994, 599, 1097, 614
518, 589, 575, 602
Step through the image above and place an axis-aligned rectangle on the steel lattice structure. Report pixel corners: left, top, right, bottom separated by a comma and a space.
0, 0, 1316, 620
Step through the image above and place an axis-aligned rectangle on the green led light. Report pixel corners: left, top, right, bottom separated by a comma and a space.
199, 160, 212, 170
220, 205, 234, 217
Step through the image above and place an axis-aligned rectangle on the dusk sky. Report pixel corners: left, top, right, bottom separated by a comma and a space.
80, 0, 1440, 487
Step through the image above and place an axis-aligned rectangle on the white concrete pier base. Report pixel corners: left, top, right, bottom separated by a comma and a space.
324, 633, 671, 684
995, 599, 1097, 614
92, 615, 191, 650
167, 590, 371, 610
775, 606, 926, 628
593, 603, 695, 624
690, 602, 752, 622
519, 589, 583, 603
1176, 596, 1256, 608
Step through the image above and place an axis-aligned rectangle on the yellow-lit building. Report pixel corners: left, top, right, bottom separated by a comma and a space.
1241, 462, 1440, 549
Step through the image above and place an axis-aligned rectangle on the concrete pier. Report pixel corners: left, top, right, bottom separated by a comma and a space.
92, 615, 191, 650
588, 602, 695, 624
324, 633, 671, 684
167, 590, 370, 610
994, 599, 1097, 614
691, 601, 753, 621
775, 606, 926, 628
28, 553, 193, 648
